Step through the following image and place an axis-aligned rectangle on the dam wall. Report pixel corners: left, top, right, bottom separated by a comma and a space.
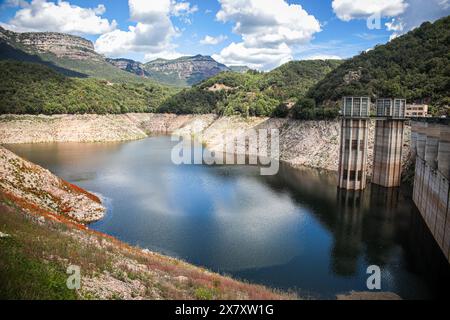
411, 120, 450, 263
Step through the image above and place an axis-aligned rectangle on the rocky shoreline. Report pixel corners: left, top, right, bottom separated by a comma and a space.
0, 113, 411, 174
0, 146, 105, 223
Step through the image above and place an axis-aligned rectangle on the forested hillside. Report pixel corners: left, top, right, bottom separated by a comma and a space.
308, 16, 450, 116
159, 60, 342, 116
0, 61, 178, 114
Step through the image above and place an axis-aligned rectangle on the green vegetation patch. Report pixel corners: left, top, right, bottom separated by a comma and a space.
0, 61, 179, 114
0, 236, 77, 300
160, 60, 342, 117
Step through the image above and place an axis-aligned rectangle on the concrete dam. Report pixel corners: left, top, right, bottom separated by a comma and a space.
338, 97, 450, 263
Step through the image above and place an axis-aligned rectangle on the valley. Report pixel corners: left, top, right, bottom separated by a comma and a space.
0, 7, 449, 302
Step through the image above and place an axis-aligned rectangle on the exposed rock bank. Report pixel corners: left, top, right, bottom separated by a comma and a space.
0, 146, 105, 223
0, 114, 411, 174
177, 116, 411, 174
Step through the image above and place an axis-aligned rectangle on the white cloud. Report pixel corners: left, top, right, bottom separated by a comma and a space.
128, 0, 197, 22
213, 42, 292, 70
303, 54, 342, 60
200, 35, 227, 45
440, 0, 450, 9
95, 0, 196, 58
333, 0, 450, 40
171, 1, 198, 17
2, 0, 116, 35
332, 0, 408, 21
213, 0, 321, 70
144, 51, 185, 62
385, 18, 404, 40
129, 0, 172, 23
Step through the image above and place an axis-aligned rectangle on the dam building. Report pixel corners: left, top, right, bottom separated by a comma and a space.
338, 97, 370, 190
338, 97, 407, 190
372, 99, 407, 188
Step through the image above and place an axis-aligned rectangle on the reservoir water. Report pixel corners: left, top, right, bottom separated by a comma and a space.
6, 136, 450, 299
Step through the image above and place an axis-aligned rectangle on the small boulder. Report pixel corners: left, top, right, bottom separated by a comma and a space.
0, 231, 10, 239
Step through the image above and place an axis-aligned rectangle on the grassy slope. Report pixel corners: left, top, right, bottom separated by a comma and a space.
308, 16, 450, 115
38, 52, 154, 84
0, 200, 78, 300
0, 194, 294, 300
0, 61, 179, 114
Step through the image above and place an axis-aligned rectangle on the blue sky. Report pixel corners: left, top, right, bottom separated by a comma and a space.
1, 0, 449, 70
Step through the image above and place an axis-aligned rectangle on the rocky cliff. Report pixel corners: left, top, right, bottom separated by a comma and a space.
144, 55, 230, 86
106, 55, 231, 86
0, 26, 103, 61
106, 58, 148, 77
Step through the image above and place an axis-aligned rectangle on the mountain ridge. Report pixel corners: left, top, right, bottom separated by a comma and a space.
108, 54, 231, 86
0, 26, 158, 83
0, 26, 254, 87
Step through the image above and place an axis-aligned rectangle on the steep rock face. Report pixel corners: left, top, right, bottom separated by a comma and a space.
0, 26, 103, 61
0, 114, 148, 143
144, 55, 230, 86
105, 55, 230, 86
106, 58, 148, 77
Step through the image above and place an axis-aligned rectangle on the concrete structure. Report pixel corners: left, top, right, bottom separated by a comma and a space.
376, 99, 406, 118
337, 98, 449, 263
411, 119, 450, 263
338, 97, 370, 190
372, 120, 405, 187
406, 104, 429, 118
372, 99, 407, 187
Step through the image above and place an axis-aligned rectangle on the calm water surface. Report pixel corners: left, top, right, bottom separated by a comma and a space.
6, 136, 450, 299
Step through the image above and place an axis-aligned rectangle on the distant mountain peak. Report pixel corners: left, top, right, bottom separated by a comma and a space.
109, 54, 230, 86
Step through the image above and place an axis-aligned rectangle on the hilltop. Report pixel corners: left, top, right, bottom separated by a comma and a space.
159, 60, 342, 116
